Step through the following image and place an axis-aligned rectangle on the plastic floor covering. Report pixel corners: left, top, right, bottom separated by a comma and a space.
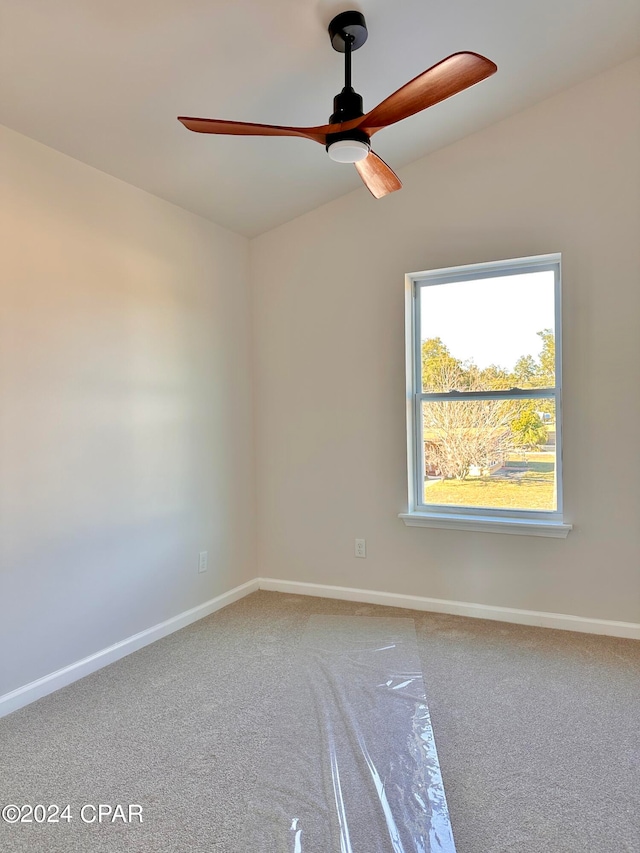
247, 615, 456, 853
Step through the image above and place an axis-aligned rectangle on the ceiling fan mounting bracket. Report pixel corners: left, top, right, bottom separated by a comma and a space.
328, 11, 368, 53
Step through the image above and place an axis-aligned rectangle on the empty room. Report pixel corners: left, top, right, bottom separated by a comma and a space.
1, 1, 639, 851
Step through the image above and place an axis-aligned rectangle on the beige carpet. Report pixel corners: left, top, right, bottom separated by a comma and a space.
1, 590, 638, 852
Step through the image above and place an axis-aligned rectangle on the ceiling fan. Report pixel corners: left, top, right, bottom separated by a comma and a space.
178, 11, 497, 199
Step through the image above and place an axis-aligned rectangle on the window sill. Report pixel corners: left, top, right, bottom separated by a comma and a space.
398, 512, 572, 538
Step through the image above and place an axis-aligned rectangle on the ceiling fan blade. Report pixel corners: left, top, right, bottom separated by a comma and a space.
178, 116, 331, 144
355, 152, 402, 199
360, 52, 497, 134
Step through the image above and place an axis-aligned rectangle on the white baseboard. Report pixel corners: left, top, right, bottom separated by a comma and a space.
3, 575, 638, 719
258, 578, 640, 640
0, 578, 259, 719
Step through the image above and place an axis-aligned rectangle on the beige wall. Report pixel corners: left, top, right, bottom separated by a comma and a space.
0, 126, 254, 694
250, 58, 640, 623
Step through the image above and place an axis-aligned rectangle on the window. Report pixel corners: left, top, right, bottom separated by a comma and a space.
400, 255, 571, 537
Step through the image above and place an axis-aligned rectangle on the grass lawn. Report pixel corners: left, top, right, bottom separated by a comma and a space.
424, 452, 556, 510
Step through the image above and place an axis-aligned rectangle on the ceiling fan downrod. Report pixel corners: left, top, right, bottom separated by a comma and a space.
326, 11, 370, 161
329, 36, 364, 124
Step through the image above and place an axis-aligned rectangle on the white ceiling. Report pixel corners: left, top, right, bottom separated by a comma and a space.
1, 0, 639, 236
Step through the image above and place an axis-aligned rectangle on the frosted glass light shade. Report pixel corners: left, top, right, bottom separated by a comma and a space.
327, 139, 370, 163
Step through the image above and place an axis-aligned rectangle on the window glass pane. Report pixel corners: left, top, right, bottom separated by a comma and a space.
420, 271, 556, 392
422, 398, 556, 511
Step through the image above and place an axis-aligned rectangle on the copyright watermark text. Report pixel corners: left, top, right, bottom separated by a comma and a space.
1, 804, 143, 825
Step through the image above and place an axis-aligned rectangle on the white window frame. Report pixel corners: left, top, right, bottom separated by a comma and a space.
399, 254, 572, 538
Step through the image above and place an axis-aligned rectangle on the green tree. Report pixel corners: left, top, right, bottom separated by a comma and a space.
474, 363, 511, 390
513, 354, 537, 386
536, 328, 555, 388
421, 337, 465, 391
511, 409, 547, 449
531, 328, 555, 415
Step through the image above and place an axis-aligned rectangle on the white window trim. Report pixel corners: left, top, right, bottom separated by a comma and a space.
400, 253, 572, 538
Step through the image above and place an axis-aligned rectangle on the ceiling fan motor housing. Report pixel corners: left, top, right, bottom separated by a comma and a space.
329, 87, 364, 124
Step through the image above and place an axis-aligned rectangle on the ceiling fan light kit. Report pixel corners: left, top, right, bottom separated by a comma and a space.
327, 138, 370, 163
178, 11, 497, 198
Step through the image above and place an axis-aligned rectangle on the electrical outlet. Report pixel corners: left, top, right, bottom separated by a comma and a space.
198, 551, 208, 573
355, 538, 366, 558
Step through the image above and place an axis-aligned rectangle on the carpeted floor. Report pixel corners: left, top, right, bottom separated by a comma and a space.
1, 590, 638, 852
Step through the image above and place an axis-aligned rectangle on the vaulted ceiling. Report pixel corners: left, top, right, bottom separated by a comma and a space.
1, 0, 639, 236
